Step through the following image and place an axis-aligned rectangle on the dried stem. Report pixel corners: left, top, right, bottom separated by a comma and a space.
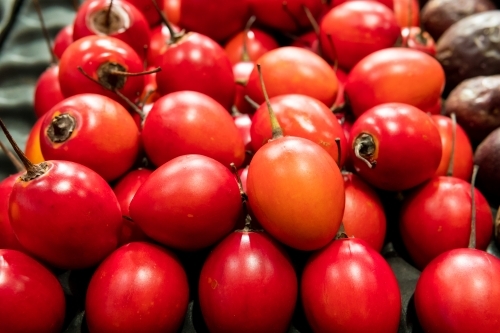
0, 139, 25, 172
109, 67, 161, 76
334, 137, 341, 167
256, 63, 283, 139
244, 95, 260, 110
105, 0, 114, 29
241, 16, 256, 62
0, 119, 39, 176
33, 0, 58, 64
468, 165, 479, 249
446, 113, 457, 177
151, 0, 184, 44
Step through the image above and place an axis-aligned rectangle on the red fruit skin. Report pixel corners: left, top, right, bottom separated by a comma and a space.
156, 32, 236, 111
53, 24, 73, 59
124, 0, 165, 27
301, 238, 401, 333
141, 91, 246, 168
33, 65, 65, 119
130, 155, 243, 251
9, 161, 122, 269
247, 136, 345, 251
0, 173, 24, 250
40, 94, 141, 182
331, 0, 393, 9
245, 47, 339, 109
342, 172, 386, 251
237, 166, 249, 194
320, 1, 401, 70
0, 249, 66, 333
400, 176, 492, 269
112, 168, 152, 245
178, 0, 250, 42
199, 230, 297, 333
58, 35, 144, 107
250, 94, 348, 166
233, 112, 253, 153
349, 103, 442, 191
401, 27, 436, 57
249, 0, 326, 33
431, 115, 474, 181
73, 0, 151, 60
147, 23, 180, 67
24, 116, 45, 164
224, 28, 279, 65
333, 68, 348, 107
345, 47, 445, 118
85, 242, 189, 333
415, 249, 500, 333
291, 31, 319, 54
393, 0, 419, 28
233, 60, 255, 115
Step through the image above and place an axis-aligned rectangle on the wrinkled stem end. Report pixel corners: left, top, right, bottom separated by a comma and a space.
47, 113, 76, 143
335, 222, 349, 239
353, 133, 376, 169
256, 63, 283, 140
468, 165, 479, 249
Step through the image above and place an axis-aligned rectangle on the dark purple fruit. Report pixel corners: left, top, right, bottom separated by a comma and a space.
474, 127, 500, 206
421, 0, 495, 41
436, 11, 500, 94
444, 75, 500, 144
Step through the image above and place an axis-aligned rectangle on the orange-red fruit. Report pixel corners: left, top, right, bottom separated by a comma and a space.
250, 94, 348, 166
245, 47, 339, 109
0, 174, 24, 250
247, 136, 345, 251
345, 47, 445, 118
431, 115, 474, 181
400, 176, 493, 269
129, 155, 243, 251
224, 28, 279, 65
39, 94, 141, 182
0, 249, 66, 333
199, 230, 297, 333
24, 116, 45, 164
342, 172, 386, 251
85, 242, 189, 333
301, 238, 401, 333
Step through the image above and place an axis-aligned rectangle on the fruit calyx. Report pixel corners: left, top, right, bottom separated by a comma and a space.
354, 133, 377, 168
90, 0, 129, 35
97, 62, 127, 90
47, 113, 76, 143
0, 118, 48, 181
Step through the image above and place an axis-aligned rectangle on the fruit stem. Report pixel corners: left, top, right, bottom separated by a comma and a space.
0, 139, 25, 172
335, 137, 341, 166
151, 0, 185, 44
282, 1, 301, 30
244, 95, 260, 109
108, 67, 161, 76
105, 0, 113, 29
241, 16, 256, 62
230, 163, 248, 203
0, 119, 47, 179
256, 63, 283, 139
468, 165, 479, 249
354, 133, 376, 168
446, 113, 457, 177
33, 0, 58, 64
335, 222, 349, 239
77, 66, 145, 120
302, 5, 319, 35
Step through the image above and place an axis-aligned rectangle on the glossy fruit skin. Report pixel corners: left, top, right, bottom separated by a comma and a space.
34, 65, 65, 119
141, 91, 245, 168
301, 238, 401, 333
224, 28, 279, 65
9, 161, 122, 269
199, 230, 297, 333
392, 0, 420, 27
58, 35, 144, 106
124, 0, 165, 27
247, 136, 345, 251
130, 155, 243, 251
147, 23, 179, 67
400, 176, 492, 269
431, 115, 473, 181
53, 24, 73, 59
233, 112, 253, 154
320, 1, 401, 70
24, 116, 45, 164
333, 68, 348, 107
156, 32, 236, 111
290, 31, 319, 54
73, 0, 151, 60
0, 249, 66, 333
112, 168, 152, 245
0, 173, 24, 250
414, 248, 500, 332
401, 27, 436, 56
250, 94, 348, 166
85, 242, 189, 333
342, 172, 386, 251
233, 60, 255, 115
349, 103, 442, 191
345, 47, 445, 118
40, 94, 141, 182
245, 47, 339, 109
249, 0, 326, 33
